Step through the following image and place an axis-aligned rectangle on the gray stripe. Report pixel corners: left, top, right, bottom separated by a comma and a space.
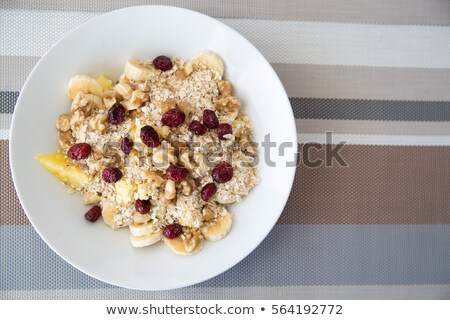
0, 92, 18, 113
273, 64, 450, 102
3, 285, 450, 300
291, 98, 450, 121
296, 119, 450, 136
5, 91, 450, 121
2, 0, 450, 26
2, 225, 450, 290
4, 56, 450, 102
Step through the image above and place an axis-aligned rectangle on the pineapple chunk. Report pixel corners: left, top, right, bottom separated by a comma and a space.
35, 152, 92, 189
96, 74, 113, 91
114, 179, 136, 203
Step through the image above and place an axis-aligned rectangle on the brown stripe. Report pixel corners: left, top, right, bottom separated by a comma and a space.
273, 63, 450, 101
3, 141, 450, 225
2, 0, 450, 26
278, 144, 450, 224
0, 140, 29, 224
5, 56, 450, 102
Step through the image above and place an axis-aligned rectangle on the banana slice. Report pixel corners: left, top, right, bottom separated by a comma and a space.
129, 221, 156, 237
200, 213, 232, 241
189, 51, 224, 78
124, 59, 158, 81
101, 201, 117, 229
164, 232, 204, 255
215, 189, 238, 204
67, 75, 103, 99
130, 230, 162, 248
133, 213, 151, 224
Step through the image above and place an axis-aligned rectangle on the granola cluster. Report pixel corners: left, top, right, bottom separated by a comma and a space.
53, 52, 257, 254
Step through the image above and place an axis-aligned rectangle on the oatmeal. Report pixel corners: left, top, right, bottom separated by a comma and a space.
35, 51, 258, 255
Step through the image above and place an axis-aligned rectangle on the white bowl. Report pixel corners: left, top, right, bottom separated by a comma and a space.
10, 6, 297, 290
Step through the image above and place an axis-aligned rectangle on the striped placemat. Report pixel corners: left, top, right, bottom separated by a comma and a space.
1, 1, 450, 299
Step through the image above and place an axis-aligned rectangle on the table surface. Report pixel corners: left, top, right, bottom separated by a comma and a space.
2, 1, 450, 299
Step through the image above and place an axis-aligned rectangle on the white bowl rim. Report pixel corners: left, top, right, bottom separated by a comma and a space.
9, 5, 298, 290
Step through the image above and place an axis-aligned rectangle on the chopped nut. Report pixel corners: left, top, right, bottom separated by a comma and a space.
240, 134, 257, 156
159, 98, 176, 114
83, 192, 101, 205
215, 95, 240, 114
175, 69, 187, 80
159, 126, 170, 139
130, 110, 138, 119
177, 100, 193, 118
128, 90, 149, 110
140, 169, 164, 187
179, 148, 195, 171
103, 90, 116, 109
152, 144, 177, 170
184, 233, 198, 252
202, 206, 215, 221
161, 195, 174, 205
218, 80, 232, 97
58, 131, 74, 149
180, 180, 192, 196
71, 92, 101, 115
56, 114, 71, 132
137, 79, 151, 93
89, 113, 107, 134
114, 82, 132, 100
165, 180, 176, 200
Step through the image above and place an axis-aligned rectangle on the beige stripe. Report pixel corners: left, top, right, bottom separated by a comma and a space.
297, 119, 450, 136
4, 56, 450, 102
2, 0, 450, 26
0, 56, 40, 91
4, 140, 450, 225
2, 285, 450, 299
278, 144, 450, 224
273, 63, 450, 101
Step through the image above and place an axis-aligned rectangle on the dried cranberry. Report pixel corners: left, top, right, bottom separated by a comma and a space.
163, 223, 183, 239
203, 109, 219, 129
166, 164, 187, 182
189, 120, 207, 135
201, 183, 217, 201
102, 167, 123, 183
108, 102, 126, 125
135, 199, 151, 215
84, 205, 101, 222
162, 109, 185, 127
67, 143, 91, 160
121, 137, 133, 154
153, 55, 173, 71
212, 161, 233, 183
217, 123, 233, 140
140, 125, 160, 148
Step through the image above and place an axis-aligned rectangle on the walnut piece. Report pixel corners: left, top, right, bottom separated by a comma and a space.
56, 114, 71, 132
218, 80, 232, 97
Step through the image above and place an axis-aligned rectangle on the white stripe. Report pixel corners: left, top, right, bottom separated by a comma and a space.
0, 129, 9, 139
0, 114, 12, 130
298, 133, 450, 146
2, 285, 450, 299
1, 9, 450, 68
